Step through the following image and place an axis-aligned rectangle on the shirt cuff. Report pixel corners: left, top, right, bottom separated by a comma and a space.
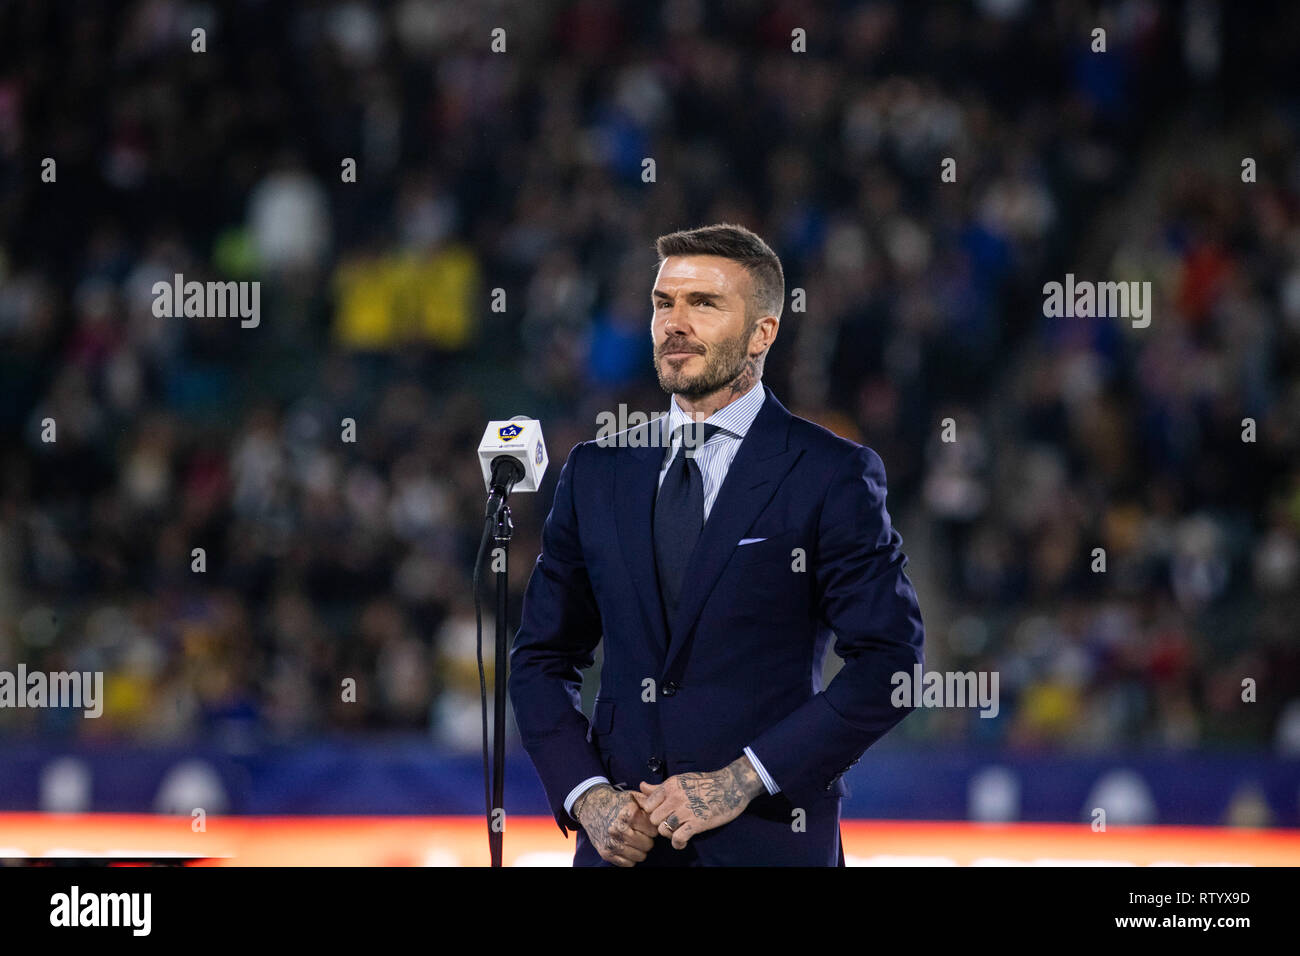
563, 775, 610, 820
743, 746, 780, 795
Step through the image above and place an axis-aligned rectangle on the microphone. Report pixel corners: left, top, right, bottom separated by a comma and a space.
478, 417, 549, 516
488, 456, 525, 498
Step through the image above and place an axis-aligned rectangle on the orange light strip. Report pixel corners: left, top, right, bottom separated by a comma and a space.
0, 815, 1296, 866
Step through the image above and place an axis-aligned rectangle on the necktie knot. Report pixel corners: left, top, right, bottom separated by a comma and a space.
673, 421, 722, 458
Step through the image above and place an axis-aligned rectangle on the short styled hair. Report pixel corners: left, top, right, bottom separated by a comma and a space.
654, 223, 784, 327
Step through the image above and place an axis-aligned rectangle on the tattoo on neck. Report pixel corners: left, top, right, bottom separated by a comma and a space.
727, 358, 758, 397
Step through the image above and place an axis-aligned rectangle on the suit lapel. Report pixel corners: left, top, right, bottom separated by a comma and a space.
664, 385, 801, 675
614, 419, 672, 660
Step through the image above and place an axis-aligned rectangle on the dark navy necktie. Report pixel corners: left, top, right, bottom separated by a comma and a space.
654, 422, 722, 624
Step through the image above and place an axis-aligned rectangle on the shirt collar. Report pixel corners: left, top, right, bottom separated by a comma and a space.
662, 378, 766, 447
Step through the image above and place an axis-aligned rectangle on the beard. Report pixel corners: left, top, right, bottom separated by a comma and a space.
654, 322, 754, 399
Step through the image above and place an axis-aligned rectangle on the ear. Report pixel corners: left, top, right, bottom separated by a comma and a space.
751, 314, 778, 353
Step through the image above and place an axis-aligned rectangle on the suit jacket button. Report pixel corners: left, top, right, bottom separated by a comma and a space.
647, 757, 663, 773
662, 681, 678, 696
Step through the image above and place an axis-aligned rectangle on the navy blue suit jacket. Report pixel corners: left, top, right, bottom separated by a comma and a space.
508, 384, 925, 865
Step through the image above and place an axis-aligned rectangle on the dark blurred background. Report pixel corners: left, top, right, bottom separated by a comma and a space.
1, 0, 1298, 824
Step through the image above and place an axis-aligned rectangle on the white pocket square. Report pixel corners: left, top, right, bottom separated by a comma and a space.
737, 537, 767, 546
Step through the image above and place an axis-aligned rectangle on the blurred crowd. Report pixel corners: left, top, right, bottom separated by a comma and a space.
0, 0, 1297, 754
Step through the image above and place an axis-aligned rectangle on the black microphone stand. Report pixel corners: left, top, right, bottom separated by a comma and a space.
489, 495, 512, 867
477, 455, 524, 868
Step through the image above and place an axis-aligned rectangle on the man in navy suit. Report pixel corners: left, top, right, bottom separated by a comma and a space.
509, 223, 925, 866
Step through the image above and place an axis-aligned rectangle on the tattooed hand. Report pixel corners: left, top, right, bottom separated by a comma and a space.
573, 783, 658, 867
633, 755, 766, 850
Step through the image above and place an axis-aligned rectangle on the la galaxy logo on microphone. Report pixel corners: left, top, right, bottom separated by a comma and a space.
535, 440, 544, 465
498, 424, 524, 440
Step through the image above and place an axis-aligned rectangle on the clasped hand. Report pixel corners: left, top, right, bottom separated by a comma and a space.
574, 755, 765, 865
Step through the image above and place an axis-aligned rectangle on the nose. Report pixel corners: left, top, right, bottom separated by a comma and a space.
659, 302, 692, 337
